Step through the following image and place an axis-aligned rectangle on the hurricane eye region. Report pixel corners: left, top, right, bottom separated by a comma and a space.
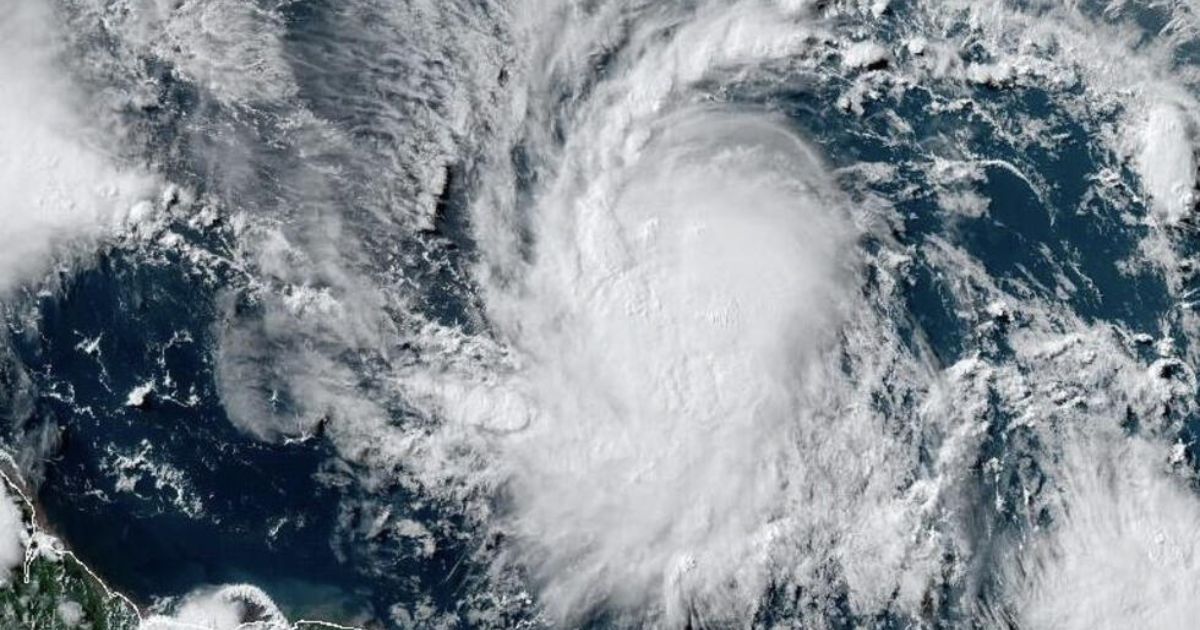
464, 111, 855, 622
4, 0, 1200, 629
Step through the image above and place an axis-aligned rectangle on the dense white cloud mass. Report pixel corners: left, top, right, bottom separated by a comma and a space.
111, 0, 296, 105
194, 0, 1200, 624
0, 1, 157, 293
1005, 437, 1200, 630
404, 4, 946, 624
1138, 101, 1198, 226
402, 1, 1200, 624
15, 0, 1200, 627
0, 485, 25, 585
485, 113, 854, 619
140, 585, 288, 630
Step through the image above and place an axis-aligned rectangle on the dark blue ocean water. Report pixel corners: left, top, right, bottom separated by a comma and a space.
1, 1, 1195, 628
4, 245, 496, 625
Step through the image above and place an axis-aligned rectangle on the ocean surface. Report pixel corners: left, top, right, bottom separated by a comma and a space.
4, 0, 1200, 628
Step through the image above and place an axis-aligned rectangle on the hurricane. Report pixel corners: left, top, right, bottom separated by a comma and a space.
3, 0, 1200, 628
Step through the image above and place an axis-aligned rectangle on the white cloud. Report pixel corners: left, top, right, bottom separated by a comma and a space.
0, 484, 26, 584
106, 0, 296, 105
1137, 101, 1197, 226
56, 599, 85, 627
493, 112, 858, 621
140, 584, 288, 630
67, 0, 1200, 624
1003, 437, 1200, 630
403, 3, 948, 623
0, 0, 158, 293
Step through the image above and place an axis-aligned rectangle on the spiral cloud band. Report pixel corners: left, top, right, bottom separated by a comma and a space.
6, 0, 1200, 628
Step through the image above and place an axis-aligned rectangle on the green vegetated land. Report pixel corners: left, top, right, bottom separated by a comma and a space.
0, 549, 140, 630
0, 465, 140, 630
0, 465, 354, 630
